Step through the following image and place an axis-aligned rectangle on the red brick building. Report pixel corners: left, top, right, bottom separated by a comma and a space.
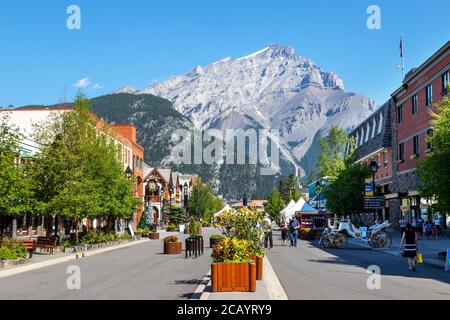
390, 41, 449, 224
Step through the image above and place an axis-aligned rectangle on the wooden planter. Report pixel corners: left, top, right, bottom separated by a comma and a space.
211, 261, 256, 292
149, 232, 160, 240
164, 242, 182, 254
250, 255, 264, 280
210, 237, 224, 248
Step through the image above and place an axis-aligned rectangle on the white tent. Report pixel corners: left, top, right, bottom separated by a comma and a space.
214, 204, 231, 217
283, 198, 306, 219
280, 200, 295, 217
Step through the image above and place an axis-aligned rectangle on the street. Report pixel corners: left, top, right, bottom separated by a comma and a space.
0, 230, 216, 300
267, 230, 450, 300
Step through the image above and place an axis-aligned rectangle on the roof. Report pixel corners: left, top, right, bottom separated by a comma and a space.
348, 101, 392, 161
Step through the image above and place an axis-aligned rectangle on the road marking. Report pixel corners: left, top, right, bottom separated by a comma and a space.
193, 271, 211, 300
0, 239, 150, 279
264, 255, 288, 300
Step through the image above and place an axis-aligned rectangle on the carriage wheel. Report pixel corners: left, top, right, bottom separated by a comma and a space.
334, 233, 348, 249
370, 231, 392, 250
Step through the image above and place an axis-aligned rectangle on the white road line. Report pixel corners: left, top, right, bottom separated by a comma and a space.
0, 239, 150, 279
193, 271, 211, 300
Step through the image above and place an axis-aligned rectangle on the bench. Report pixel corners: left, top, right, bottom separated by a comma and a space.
0, 239, 36, 258
35, 236, 58, 255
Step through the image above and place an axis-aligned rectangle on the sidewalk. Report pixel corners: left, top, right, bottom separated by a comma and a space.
349, 233, 450, 268
197, 255, 288, 300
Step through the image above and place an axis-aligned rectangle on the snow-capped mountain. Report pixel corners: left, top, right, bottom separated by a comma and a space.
123, 44, 378, 178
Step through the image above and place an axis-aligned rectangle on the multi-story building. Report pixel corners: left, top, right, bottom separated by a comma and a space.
347, 101, 393, 221
390, 41, 449, 225
1, 107, 146, 234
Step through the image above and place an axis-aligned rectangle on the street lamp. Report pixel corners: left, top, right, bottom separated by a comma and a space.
315, 180, 321, 211
183, 182, 189, 217
125, 165, 133, 179
370, 160, 379, 222
169, 186, 173, 224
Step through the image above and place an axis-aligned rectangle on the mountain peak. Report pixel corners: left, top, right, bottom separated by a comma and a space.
113, 85, 137, 94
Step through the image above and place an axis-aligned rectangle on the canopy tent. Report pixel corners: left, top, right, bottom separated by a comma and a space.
283, 198, 319, 219
213, 204, 231, 217
280, 200, 295, 216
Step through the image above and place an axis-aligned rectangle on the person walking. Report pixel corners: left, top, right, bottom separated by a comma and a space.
280, 218, 289, 247
289, 217, 300, 247
263, 215, 273, 249
424, 221, 433, 240
434, 215, 441, 239
400, 223, 419, 272
415, 216, 424, 240
399, 216, 407, 235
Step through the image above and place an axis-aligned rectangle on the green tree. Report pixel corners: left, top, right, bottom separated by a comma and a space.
0, 112, 33, 236
189, 181, 223, 222
277, 173, 300, 203
316, 125, 349, 180
30, 93, 137, 237
417, 89, 450, 221
265, 189, 285, 222
324, 161, 370, 219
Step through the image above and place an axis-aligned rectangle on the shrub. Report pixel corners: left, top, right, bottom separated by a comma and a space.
0, 240, 26, 261
210, 234, 225, 240
188, 218, 201, 236
212, 238, 250, 263
164, 236, 180, 244
166, 224, 177, 232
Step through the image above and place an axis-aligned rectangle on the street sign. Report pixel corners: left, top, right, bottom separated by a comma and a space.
365, 178, 374, 197
364, 196, 384, 210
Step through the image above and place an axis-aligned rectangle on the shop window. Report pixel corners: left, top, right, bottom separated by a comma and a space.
442, 71, 449, 96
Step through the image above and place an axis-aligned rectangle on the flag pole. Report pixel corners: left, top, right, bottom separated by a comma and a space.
400, 35, 405, 80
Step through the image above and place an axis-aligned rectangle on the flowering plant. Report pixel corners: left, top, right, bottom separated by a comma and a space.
212, 237, 251, 263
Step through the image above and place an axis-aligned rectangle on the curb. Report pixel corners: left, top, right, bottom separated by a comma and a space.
0, 238, 150, 279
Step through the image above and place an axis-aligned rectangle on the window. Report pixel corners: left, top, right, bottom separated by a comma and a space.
427, 129, 433, 151
443, 71, 449, 96
135, 156, 139, 169
425, 84, 433, 106
412, 94, 418, 115
383, 152, 388, 168
140, 158, 143, 170
397, 105, 403, 124
413, 135, 420, 157
399, 143, 405, 162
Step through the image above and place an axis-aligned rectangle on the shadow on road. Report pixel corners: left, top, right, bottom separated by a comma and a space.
306, 240, 450, 285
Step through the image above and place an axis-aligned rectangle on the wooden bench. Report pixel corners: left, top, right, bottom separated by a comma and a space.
35, 236, 58, 255
0, 239, 36, 258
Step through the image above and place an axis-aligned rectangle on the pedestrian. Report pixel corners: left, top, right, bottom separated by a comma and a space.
415, 216, 424, 239
289, 217, 300, 247
399, 216, 407, 235
280, 218, 289, 246
434, 215, 441, 239
263, 215, 273, 249
424, 221, 433, 240
399, 223, 418, 272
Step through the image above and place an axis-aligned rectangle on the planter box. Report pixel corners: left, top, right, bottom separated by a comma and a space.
0, 258, 28, 269
250, 255, 264, 280
149, 232, 160, 240
164, 242, 182, 254
211, 261, 256, 292
210, 237, 224, 248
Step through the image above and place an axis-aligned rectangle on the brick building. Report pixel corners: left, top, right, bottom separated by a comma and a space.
390, 41, 450, 225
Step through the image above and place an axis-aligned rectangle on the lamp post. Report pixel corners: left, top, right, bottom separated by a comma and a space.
183, 182, 189, 219
370, 160, 379, 223
315, 180, 321, 211
125, 165, 134, 224
169, 186, 173, 224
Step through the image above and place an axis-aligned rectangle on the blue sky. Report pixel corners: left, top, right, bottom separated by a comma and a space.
0, 0, 448, 107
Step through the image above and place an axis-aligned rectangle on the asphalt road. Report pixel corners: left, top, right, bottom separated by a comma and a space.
267, 230, 450, 300
0, 229, 217, 300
